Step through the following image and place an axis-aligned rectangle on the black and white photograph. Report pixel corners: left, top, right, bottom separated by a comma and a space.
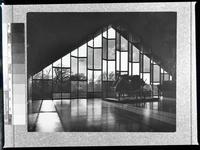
27, 12, 176, 132
2, 2, 197, 147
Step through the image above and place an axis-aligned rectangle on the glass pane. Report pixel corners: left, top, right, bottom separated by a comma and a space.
108, 40, 115, 60
121, 52, 128, 71
121, 72, 128, 75
71, 81, 78, 98
88, 70, 93, 92
33, 71, 42, 79
161, 68, 164, 73
94, 34, 102, 47
121, 36, 128, 51
132, 63, 139, 75
116, 51, 120, 71
42, 80, 52, 99
88, 46, 93, 69
62, 53, 70, 67
153, 84, 159, 96
116, 32, 120, 50
108, 27, 115, 39
62, 68, 70, 93
164, 73, 169, 81
103, 60, 107, 80
78, 81, 87, 98
129, 42, 132, 61
52, 68, 62, 95
79, 44, 87, 57
88, 39, 93, 47
143, 55, 150, 72
132, 45, 139, 62
53, 59, 61, 67
103, 30, 107, 38
71, 49, 78, 57
53, 67, 61, 80
152, 60, 156, 65
129, 62, 132, 75
103, 38, 107, 59
153, 65, 160, 82
79, 58, 86, 80
71, 57, 77, 77
94, 71, 101, 92
108, 61, 115, 81
94, 48, 102, 69
62, 93, 70, 99
32, 80, 43, 99
62, 68, 70, 81
170, 75, 172, 80
160, 73, 163, 84
143, 73, 150, 84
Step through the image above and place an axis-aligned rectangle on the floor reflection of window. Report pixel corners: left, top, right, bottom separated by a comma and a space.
78, 99, 87, 116
94, 99, 102, 120
71, 100, 78, 118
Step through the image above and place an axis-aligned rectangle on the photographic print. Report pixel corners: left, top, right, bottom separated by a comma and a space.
2, 3, 197, 147
27, 12, 176, 132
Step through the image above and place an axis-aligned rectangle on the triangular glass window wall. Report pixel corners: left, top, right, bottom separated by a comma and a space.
31, 26, 172, 100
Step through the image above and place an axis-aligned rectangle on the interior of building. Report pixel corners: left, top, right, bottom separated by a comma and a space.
27, 12, 176, 132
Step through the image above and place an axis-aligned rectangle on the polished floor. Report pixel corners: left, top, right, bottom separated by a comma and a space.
29, 98, 176, 132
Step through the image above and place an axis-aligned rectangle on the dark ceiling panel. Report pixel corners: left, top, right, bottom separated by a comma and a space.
27, 12, 176, 76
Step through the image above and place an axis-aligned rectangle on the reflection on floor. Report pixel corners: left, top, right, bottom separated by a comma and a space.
29, 98, 176, 132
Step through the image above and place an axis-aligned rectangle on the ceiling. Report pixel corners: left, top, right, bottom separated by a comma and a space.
27, 12, 176, 76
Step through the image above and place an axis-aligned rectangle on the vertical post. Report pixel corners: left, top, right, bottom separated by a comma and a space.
101, 30, 103, 99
